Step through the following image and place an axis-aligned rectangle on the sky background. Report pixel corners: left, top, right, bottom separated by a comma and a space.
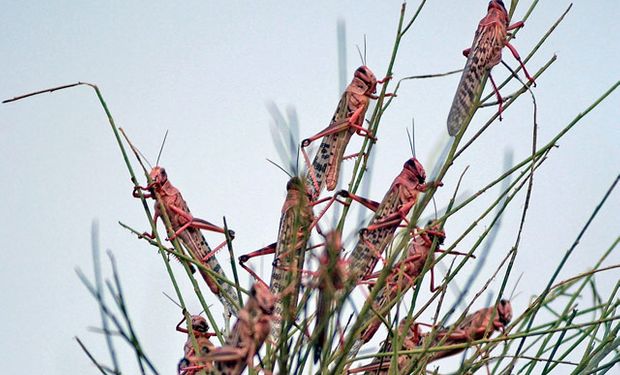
1, 1, 619, 374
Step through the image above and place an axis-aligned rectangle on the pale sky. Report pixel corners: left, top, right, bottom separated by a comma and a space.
1, 1, 619, 374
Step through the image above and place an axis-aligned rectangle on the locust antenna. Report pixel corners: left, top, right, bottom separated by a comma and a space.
119, 128, 150, 174
363, 34, 367, 66
162, 292, 182, 309
139, 150, 153, 170
295, 147, 301, 177
356, 44, 364, 66
407, 117, 416, 157
337, 19, 347, 93
509, 272, 524, 301
266, 158, 293, 178
156, 129, 169, 166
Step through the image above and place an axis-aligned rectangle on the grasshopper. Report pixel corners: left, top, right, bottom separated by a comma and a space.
347, 319, 423, 374
133, 166, 239, 317
348, 225, 472, 363
356, 225, 447, 347
426, 299, 513, 362
312, 230, 349, 364
176, 313, 217, 375
302, 66, 393, 199
238, 176, 332, 339
341, 158, 442, 282
207, 282, 276, 375
447, 0, 535, 136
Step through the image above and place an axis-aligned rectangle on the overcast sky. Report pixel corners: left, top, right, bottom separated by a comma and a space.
1, 1, 619, 374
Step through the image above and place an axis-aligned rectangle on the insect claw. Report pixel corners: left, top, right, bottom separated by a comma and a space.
227, 229, 236, 239
139, 231, 154, 240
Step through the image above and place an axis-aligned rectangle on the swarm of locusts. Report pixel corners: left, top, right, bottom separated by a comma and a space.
10, 1, 606, 374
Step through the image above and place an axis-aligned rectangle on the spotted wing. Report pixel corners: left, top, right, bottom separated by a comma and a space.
447, 25, 503, 136
307, 92, 352, 197
269, 197, 312, 338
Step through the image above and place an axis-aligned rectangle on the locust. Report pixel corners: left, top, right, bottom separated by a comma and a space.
133, 166, 239, 317
176, 312, 217, 375
424, 299, 513, 362
347, 319, 423, 374
447, 0, 535, 136
207, 282, 276, 375
341, 157, 442, 282
238, 176, 331, 339
312, 230, 349, 364
302, 66, 393, 199
356, 225, 447, 348
348, 225, 471, 363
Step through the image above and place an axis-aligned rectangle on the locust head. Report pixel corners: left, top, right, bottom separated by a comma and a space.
425, 222, 446, 246
148, 166, 168, 188
487, 0, 509, 24
286, 176, 311, 199
190, 315, 209, 335
283, 176, 313, 215
497, 299, 513, 325
353, 65, 378, 96
488, 0, 507, 13
404, 157, 427, 186
251, 282, 276, 315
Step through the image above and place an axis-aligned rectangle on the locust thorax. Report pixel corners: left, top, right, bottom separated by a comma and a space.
497, 299, 513, 325
250, 282, 276, 315
353, 65, 378, 96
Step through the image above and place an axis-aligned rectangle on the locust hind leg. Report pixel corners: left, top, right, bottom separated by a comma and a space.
488, 73, 504, 121
167, 204, 234, 240
504, 42, 536, 85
